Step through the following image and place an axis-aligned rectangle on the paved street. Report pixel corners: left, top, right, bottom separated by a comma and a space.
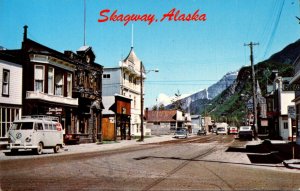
0, 134, 299, 190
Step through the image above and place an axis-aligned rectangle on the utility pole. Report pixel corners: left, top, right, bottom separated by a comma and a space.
244, 42, 259, 140
140, 61, 144, 142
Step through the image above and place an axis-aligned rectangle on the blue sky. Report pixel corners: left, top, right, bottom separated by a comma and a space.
1, 0, 299, 107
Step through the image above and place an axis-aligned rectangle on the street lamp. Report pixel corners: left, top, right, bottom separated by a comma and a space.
140, 62, 159, 141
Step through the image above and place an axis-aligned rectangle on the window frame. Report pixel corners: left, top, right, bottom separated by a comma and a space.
34, 65, 45, 92
67, 73, 72, 97
103, 74, 111, 79
48, 67, 54, 95
2, 69, 10, 97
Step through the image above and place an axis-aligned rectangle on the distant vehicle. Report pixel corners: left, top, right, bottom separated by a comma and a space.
8, 115, 64, 155
216, 127, 227, 135
215, 122, 228, 134
212, 127, 217, 133
229, 126, 238, 134
174, 129, 188, 139
238, 126, 253, 140
197, 129, 207, 136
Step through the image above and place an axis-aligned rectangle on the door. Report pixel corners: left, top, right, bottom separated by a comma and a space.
102, 117, 115, 141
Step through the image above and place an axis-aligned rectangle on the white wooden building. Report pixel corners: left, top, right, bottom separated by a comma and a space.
0, 51, 22, 138
103, 47, 144, 136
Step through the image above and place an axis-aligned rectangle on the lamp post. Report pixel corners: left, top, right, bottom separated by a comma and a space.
140, 62, 159, 141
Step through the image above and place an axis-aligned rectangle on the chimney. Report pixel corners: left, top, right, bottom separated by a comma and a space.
23, 25, 28, 40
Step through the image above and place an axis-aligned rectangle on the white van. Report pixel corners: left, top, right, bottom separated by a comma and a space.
8, 115, 64, 155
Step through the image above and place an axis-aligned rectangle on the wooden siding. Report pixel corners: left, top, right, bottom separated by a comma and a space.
0, 59, 22, 105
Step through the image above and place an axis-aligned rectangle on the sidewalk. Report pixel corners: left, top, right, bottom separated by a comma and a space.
245, 139, 300, 170
62, 135, 175, 154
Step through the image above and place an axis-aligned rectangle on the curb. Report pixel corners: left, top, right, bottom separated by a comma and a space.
282, 160, 300, 170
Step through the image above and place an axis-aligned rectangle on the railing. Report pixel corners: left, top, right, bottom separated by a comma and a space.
26, 91, 78, 106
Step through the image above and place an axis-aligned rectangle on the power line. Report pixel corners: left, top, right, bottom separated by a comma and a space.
263, 0, 285, 59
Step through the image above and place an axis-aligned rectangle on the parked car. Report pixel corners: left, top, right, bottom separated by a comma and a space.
238, 126, 253, 140
216, 127, 227, 135
197, 129, 207, 136
212, 127, 217, 133
229, 126, 238, 134
174, 129, 188, 139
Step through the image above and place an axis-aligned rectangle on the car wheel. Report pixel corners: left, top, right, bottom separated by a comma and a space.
35, 142, 43, 155
53, 145, 60, 153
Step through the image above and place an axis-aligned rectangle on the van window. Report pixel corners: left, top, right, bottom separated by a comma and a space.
50, 123, 55, 130
35, 123, 43, 130
12, 122, 34, 130
44, 123, 49, 130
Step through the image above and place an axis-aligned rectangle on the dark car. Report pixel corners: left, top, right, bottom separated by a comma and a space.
197, 129, 207, 135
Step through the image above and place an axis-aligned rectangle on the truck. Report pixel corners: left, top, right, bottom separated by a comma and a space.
238, 126, 253, 140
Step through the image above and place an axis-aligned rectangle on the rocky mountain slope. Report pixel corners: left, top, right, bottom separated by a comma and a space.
205, 39, 299, 125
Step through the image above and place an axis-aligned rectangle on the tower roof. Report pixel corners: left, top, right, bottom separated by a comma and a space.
123, 47, 141, 65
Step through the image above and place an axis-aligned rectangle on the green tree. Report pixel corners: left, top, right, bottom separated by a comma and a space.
171, 90, 185, 112
158, 103, 165, 110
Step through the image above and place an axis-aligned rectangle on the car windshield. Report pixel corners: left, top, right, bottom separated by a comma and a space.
217, 127, 225, 131
11, 122, 34, 130
175, 130, 186, 134
240, 126, 251, 130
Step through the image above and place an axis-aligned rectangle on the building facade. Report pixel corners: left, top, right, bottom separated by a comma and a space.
103, 47, 144, 136
0, 51, 22, 138
266, 71, 295, 140
102, 95, 131, 141
289, 55, 300, 144
145, 109, 184, 135
1, 26, 103, 143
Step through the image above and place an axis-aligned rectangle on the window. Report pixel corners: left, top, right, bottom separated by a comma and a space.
34, 123, 43, 130
284, 122, 288, 129
34, 65, 44, 92
103, 74, 110, 79
2, 69, 9, 96
67, 73, 72, 97
55, 72, 64, 96
48, 67, 54, 95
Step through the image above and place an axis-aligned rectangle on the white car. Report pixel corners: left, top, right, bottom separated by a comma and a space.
173, 129, 188, 139
216, 127, 227, 135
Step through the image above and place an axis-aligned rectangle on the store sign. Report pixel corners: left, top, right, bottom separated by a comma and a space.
48, 107, 63, 115
283, 84, 300, 91
288, 105, 296, 119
